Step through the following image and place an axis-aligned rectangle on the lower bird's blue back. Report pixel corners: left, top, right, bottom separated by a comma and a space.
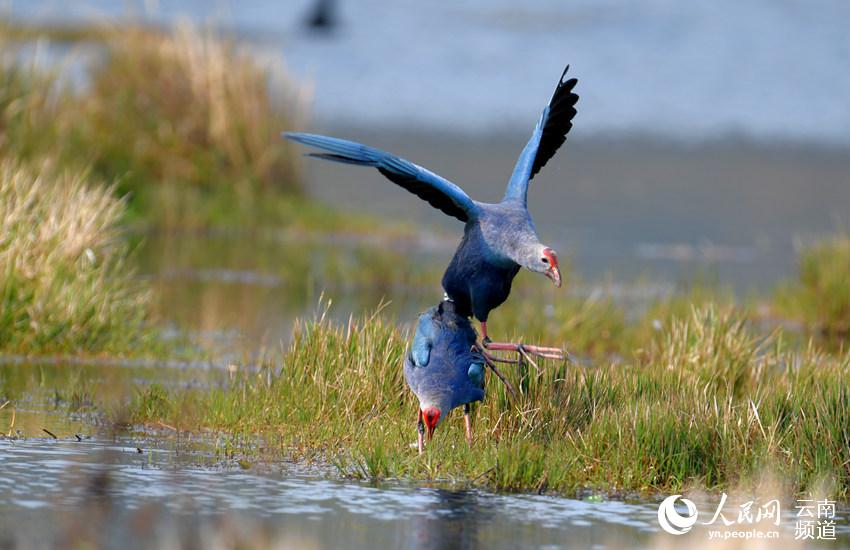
404, 301, 485, 412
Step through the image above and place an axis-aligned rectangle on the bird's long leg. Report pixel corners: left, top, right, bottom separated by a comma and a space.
475, 346, 519, 401
463, 403, 473, 446
417, 410, 425, 455
480, 321, 490, 345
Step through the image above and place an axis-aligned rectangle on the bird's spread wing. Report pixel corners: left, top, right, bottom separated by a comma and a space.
503, 66, 579, 204
284, 133, 477, 222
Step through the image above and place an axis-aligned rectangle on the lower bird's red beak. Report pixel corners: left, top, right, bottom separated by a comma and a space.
423, 407, 440, 441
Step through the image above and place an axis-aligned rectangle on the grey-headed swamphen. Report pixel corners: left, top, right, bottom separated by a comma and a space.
285, 66, 578, 353
404, 300, 485, 453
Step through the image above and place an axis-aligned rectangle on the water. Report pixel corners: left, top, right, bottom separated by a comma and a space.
6, 1, 850, 296
6, 0, 850, 144
2, 434, 849, 549
2, 365, 850, 549
0, 437, 654, 548
2, 5, 850, 547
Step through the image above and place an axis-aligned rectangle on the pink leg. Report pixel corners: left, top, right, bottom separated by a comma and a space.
417, 410, 425, 454
463, 403, 473, 445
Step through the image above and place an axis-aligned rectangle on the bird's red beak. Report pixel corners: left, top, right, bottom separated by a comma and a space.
543, 248, 562, 288
423, 407, 440, 441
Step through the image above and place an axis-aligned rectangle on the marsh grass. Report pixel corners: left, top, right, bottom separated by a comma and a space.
0, 161, 152, 353
73, 22, 309, 226
777, 234, 850, 341
127, 304, 850, 499
2, 18, 849, 502
0, 47, 69, 164
0, 20, 423, 235
0, 21, 318, 229
0, 20, 112, 43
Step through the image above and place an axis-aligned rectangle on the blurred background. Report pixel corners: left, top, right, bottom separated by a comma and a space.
2, 2, 850, 548
4, 0, 850, 350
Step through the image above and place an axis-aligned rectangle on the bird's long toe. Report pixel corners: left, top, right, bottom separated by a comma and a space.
520, 344, 566, 360
482, 341, 566, 361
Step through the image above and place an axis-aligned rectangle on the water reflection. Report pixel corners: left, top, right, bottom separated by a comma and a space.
1, 436, 661, 549
407, 489, 493, 550
136, 231, 446, 355
2, 435, 849, 549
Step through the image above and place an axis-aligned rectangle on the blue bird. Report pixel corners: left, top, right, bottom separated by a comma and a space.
284, 66, 578, 349
404, 300, 485, 453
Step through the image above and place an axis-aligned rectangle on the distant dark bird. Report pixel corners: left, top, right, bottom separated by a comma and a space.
305, 0, 336, 31
284, 66, 578, 348
404, 301, 485, 453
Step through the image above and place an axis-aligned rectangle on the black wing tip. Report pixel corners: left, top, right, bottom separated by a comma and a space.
558, 65, 578, 86
551, 66, 579, 106
529, 66, 580, 180
559, 64, 570, 83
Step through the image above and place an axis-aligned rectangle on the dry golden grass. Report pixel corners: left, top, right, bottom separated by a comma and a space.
0, 160, 151, 353
0, 43, 68, 164
0, 20, 313, 228
78, 22, 309, 200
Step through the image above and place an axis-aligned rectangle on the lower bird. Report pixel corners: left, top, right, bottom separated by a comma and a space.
404, 300, 485, 453
285, 65, 578, 354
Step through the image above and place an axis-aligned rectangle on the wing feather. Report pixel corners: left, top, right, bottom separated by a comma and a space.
504, 66, 579, 203
285, 133, 477, 222
410, 310, 438, 368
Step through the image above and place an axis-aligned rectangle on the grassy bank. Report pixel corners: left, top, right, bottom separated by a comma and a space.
126, 303, 850, 500
2, 18, 849, 503
0, 161, 152, 354
73, 22, 309, 228
0, 20, 358, 230
776, 233, 850, 340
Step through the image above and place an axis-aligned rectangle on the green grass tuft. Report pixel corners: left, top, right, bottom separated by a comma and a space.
0, 21, 314, 230
126, 304, 850, 499
0, 161, 152, 354
777, 234, 850, 339
72, 23, 309, 226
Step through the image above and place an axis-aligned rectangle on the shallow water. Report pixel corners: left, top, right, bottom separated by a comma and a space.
8, 0, 850, 145
7, 2, 850, 332
3, 365, 848, 548
2, 5, 850, 547
128, 138, 850, 352
2, 434, 849, 549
